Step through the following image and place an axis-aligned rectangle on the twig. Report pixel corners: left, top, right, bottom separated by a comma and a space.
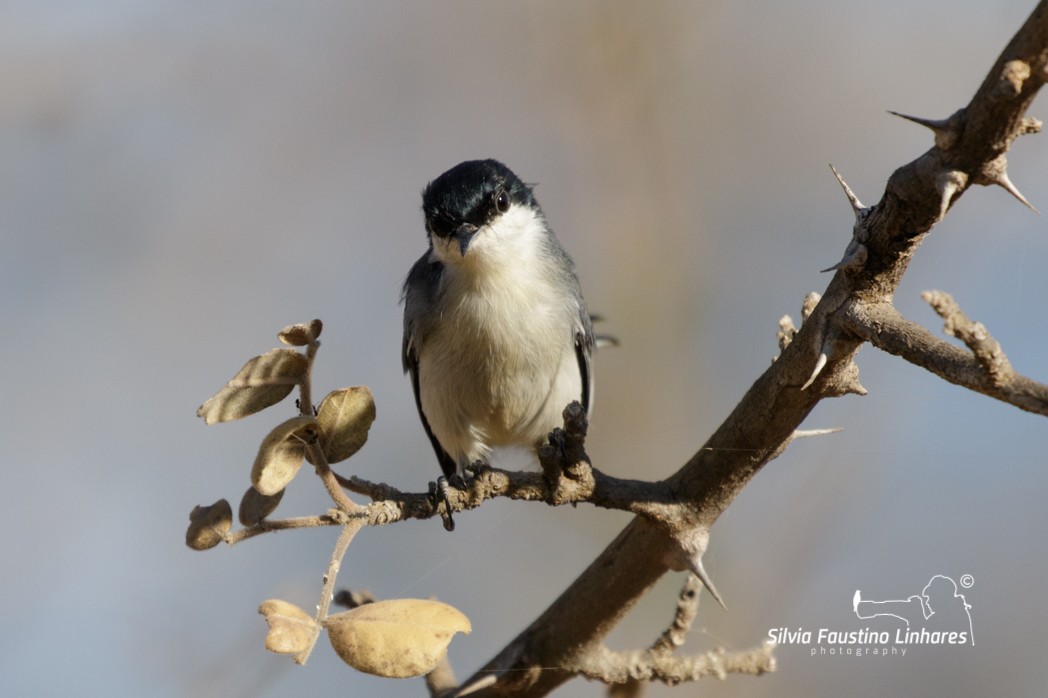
294, 333, 364, 517
651, 574, 705, 655
843, 299, 1048, 416
223, 512, 344, 545
293, 520, 362, 665
339, 422, 684, 529
922, 290, 1013, 384
306, 435, 362, 516
298, 338, 318, 420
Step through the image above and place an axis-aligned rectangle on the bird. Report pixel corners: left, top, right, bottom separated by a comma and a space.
402, 159, 596, 527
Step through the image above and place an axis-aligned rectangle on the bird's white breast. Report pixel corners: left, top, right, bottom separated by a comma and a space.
418, 204, 582, 466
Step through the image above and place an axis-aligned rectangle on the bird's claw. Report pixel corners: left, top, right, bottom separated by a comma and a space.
428, 477, 456, 532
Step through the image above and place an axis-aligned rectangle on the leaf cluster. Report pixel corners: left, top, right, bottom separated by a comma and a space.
185, 320, 470, 678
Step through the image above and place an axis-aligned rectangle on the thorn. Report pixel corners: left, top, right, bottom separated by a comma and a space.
995, 171, 1039, 213
888, 110, 952, 132
792, 427, 844, 439
801, 352, 828, 391
888, 110, 960, 149
828, 164, 865, 217
847, 380, 869, 397
691, 558, 727, 611
935, 170, 967, 221
448, 675, 498, 698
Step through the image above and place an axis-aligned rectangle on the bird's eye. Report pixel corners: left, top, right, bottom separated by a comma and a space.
494, 190, 510, 213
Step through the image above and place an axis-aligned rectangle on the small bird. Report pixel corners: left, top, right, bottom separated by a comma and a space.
402, 159, 596, 523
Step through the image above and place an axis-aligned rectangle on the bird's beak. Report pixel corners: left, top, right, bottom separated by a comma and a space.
453, 223, 478, 257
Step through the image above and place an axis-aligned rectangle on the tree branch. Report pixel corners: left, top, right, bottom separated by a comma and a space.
340, 404, 685, 529
345, 462, 680, 524
843, 295, 1048, 416
197, 5, 1047, 694
459, 3, 1048, 695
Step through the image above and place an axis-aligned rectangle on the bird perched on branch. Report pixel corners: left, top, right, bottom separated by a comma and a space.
402, 159, 597, 528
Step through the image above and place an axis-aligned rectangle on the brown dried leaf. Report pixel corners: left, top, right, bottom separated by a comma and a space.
307, 387, 376, 464
196, 349, 308, 425
324, 598, 471, 678
259, 599, 318, 655
278, 319, 323, 346
251, 415, 317, 496
238, 485, 285, 526
185, 499, 233, 550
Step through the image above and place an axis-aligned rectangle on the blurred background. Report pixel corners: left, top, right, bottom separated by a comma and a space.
2, 1, 1046, 696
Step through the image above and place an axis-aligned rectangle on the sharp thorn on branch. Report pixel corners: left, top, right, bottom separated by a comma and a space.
690, 557, 727, 611
800, 351, 828, 390
847, 380, 869, 397
888, 110, 960, 149
792, 427, 844, 440
828, 163, 865, 217
447, 674, 498, 698
935, 170, 968, 222
888, 110, 951, 131
995, 171, 1040, 213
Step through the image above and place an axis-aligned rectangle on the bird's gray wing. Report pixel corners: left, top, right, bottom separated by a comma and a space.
402, 255, 458, 479
575, 305, 596, 416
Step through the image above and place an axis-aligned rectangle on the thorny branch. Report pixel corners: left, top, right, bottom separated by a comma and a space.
193, 3, 1048, 695
456, 3, 1048, 695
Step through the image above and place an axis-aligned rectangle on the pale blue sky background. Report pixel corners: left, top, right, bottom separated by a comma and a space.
2, 2, 1046, 696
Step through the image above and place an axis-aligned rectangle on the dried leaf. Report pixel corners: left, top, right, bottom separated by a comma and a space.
197, 349, 308, 425
251, 415, 317, 496
238, 486, 285, 526
324, 598, 471, 678
259, 599, 318, 655
308, 387, 376, 464
185, 499, 233, 550
278, 319, 323, 346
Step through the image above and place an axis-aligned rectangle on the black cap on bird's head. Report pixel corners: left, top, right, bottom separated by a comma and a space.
422, 159, 538, 257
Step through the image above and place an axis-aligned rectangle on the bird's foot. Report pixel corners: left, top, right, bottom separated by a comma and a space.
460, 459, 489, 483
428, 477, 456, 532
428, 462, 487, 532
